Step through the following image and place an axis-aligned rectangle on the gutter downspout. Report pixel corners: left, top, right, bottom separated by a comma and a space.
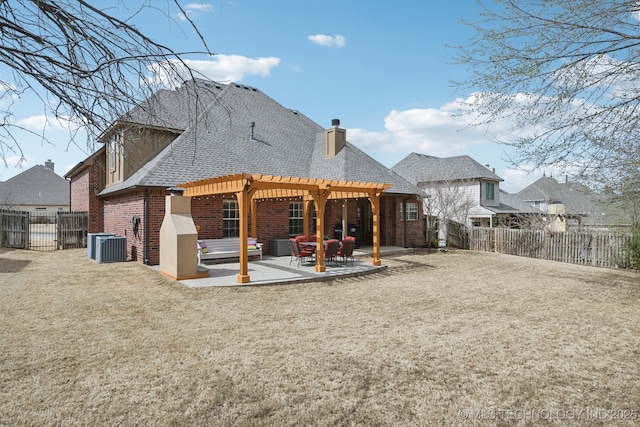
144, 188, 150, 265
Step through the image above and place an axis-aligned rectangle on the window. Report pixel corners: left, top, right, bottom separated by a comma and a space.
400, 202, 419, 221
222, 200, 239, 237
289, 201, 304, 235
406, 202, 418, 221
485, 182, 495, 201
109, 140, 116, 170
108, 131, 123, 171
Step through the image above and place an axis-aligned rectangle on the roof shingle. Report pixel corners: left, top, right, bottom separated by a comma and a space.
391, 153, 504, 184
100, 80, 419, 196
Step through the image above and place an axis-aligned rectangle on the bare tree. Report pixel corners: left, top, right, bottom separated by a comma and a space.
0, 0, 212, 166
454, 0, 640, 198
422, 181, 475, 246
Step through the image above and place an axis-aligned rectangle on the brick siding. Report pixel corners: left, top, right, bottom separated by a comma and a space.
69, 165, 104, 233
97, 191, 424, 265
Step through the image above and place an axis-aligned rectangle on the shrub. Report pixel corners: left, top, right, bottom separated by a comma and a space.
615, 228, 640, 269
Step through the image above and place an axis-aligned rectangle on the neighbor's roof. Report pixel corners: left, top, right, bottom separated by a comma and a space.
0, 164, 69, 206
488, 190, 543, 215
99, 80, 419, 196
516, 175, 615, 225
391, 153, 504, 184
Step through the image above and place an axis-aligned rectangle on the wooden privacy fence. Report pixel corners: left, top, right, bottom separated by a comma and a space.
0, 209, 88, 251
470, 227, 632, 268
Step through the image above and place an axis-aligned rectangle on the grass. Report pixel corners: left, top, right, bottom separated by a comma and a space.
1, 247, 639, 426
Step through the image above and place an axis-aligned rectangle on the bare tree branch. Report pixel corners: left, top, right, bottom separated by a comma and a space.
453, 0, 640, 202
0, 0, 213, 164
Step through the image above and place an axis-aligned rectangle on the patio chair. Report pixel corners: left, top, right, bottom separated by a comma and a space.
337, 238, 355, 266
289, 238, 314, 266
309, 234, 317, 242
324, 239, 340, 267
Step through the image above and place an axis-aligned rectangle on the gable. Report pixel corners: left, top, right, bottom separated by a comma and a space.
0, 165, 69, 207
392, 153, 504, 184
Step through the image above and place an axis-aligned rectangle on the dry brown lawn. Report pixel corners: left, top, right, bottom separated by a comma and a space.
1, 247, 639, 426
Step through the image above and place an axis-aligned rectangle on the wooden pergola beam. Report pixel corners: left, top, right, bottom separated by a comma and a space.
177, 173, 391, 283
181, 173, 391, 199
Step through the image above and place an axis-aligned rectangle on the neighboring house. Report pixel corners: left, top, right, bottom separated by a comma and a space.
66, 79, 424, 265
0, 160, 69, 212
515, 175, 629, 230
392, 153, 528, 227
496, 189, 544, 227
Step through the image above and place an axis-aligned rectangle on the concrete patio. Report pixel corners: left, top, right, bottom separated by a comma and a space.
173, 246, 410, 288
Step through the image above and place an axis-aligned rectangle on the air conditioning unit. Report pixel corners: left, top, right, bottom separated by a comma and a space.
95, 235, 127, 263
87, 233, 115, 259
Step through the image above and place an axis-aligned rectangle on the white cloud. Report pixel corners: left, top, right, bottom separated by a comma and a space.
346, 94, 583, 192
308, 34, 346, 48
348, 96, 503, 158
631, 2, 640, 21
15, 115, 78, 132
146, 55, 281, 87
178, 3, 213, 20
186, 3, 213, 12
186, 55, 280, 82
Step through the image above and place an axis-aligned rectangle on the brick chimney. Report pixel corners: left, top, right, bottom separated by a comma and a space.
326, 119, 346, 157
44, 159, 54, 171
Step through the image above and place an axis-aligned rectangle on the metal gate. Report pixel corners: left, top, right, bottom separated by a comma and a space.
0, 210, 88, 251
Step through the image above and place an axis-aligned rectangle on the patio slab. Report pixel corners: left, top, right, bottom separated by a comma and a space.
169, 246, 409, 288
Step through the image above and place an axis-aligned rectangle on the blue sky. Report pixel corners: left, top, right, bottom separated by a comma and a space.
0, 0, 550, 192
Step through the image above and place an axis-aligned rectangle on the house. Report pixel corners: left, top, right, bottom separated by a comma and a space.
515, 175, 628, 230
391, 153, 546, 244
391, 153, 533, 227
0, 160, 69, 212
66, 79, 424, 265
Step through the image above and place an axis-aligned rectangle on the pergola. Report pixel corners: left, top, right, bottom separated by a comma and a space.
178, 173, 392, 284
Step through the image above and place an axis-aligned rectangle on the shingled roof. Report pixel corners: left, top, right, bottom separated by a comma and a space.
516, 176, 614, 225
491, 190, 543, 215
99, 80, 418, 196
0, 164, 69, 207
391, 153, 503, 184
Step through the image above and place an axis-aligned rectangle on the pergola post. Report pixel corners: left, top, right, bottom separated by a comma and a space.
250, 198, 257, 239
303, 199, 311, 239
341, 200, 348, 241
236, 185, 255, 284
309, 189, 329, 272
369, 191, 383, 266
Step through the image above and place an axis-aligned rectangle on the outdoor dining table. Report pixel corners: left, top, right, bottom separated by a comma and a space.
299, 240, 343, 255
299, 241, 318, 253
